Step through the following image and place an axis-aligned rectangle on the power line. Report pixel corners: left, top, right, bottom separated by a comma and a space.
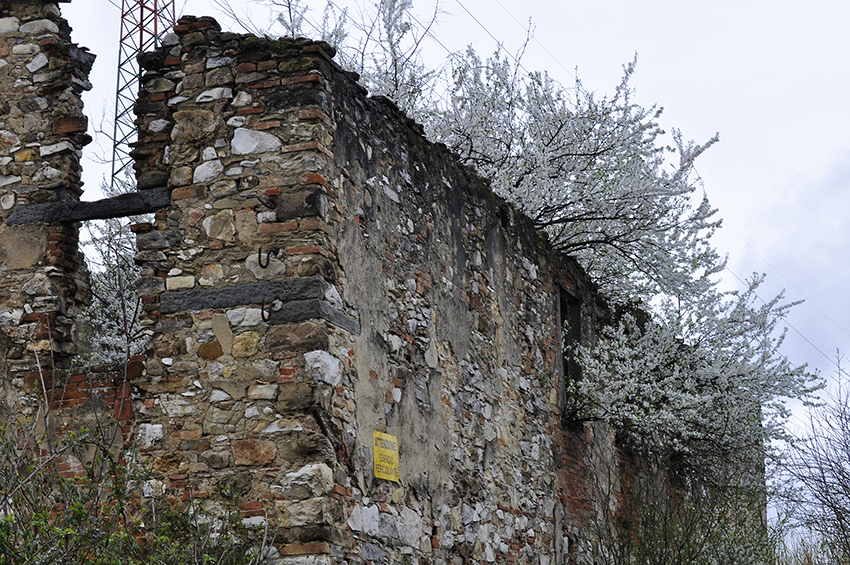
724, 265, 846, 384
490, 0, 576, 81
724, 222, 850, 342
453, 0, 528, 74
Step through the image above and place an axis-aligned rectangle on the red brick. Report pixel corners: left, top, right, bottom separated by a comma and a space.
130, 222, 153, 233
257, 221, 298, 234
298, 218, 333, 235
255, 120, 280, 130
249, 79, 281, 89
280, 141, 333, 159
279, 543, 331, 555
114, 399, 133, 421
299, 173, 328, 186
298, 108, 331, 124
280, 74, 323, 87
171, 186, 197, 200
286, 245, 329, 257
53, 116, 88, 135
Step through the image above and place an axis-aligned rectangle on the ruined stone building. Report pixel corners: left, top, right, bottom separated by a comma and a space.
1, 3, 630, 563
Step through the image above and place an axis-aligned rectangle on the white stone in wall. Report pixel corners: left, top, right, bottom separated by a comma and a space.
246, 252, 286, 280
166, 275, 195, 290
137, 423, 164, 448
23, 273, 56, 296
40, 141, 74, 157
398, 507, 423, 547
210, 389, 232, 403
232, 91, 252, 107
383, 185, 400, 203
0, 17, 20, 34
12, 43, 40, 55
19, 19, 59, 34
262, 418, 303, 433
425, 339, 438, 368
0, 175, 22, 188
142, 479, 165, 498
206, 56, 232, 69
247, 384, 278, 400
33, 70, 60, 83
347, 504, 363, 531
324, 285, 343, 309
304, 350, 341, 386
196, 87, 232, 103
241, 516, 267, 529
226, 307, 262, 327
277, 556, 331, 565
0, 130, 20, 147
160, 395, 196, 416
231, 128, 281, 155
25, 52, 47, 73
32, 165, 62, 183
281, 463, 334, 496
162, 31, 179, 46
0, 309, 23, 328
148, 119, 170, 133
362, 504, 380, 536
193, 159, 223, 183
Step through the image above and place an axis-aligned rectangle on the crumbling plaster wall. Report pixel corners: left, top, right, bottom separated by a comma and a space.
329, 65, 610, 564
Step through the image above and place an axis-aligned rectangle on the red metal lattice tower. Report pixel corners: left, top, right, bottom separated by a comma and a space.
112, 0, 176, 189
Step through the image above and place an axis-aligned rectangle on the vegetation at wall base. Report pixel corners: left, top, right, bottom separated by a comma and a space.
0, 419, 264, 565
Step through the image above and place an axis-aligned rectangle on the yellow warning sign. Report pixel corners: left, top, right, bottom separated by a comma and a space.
373, 431, 399, 482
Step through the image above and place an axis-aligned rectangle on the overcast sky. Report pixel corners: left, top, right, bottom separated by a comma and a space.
62, 0, 850, 419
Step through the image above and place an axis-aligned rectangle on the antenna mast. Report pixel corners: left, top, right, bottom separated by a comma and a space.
112, 0, 176, 189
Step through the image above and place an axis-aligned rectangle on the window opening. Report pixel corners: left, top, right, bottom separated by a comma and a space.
559, 286, 582, 417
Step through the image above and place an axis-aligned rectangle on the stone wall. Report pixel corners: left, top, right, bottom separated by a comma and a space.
327, 51, 613, 565
127, 16, 362, 556
0, 0, 93, 394
0, 6, 633, 564
125, 15, 625, 565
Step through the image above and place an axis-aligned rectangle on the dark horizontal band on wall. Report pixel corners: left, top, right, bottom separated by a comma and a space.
269, 298, 361, 335
160, 277, 327, 314
5, 187, 171, 225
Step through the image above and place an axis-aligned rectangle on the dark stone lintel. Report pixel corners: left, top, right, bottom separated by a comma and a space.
5, 187, 171, 226
160, 277, 328, 314
269, 299, 361, 336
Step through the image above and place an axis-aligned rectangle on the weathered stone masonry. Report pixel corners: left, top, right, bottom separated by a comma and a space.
0, 0, 94, 384
1, 5, 632, 564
